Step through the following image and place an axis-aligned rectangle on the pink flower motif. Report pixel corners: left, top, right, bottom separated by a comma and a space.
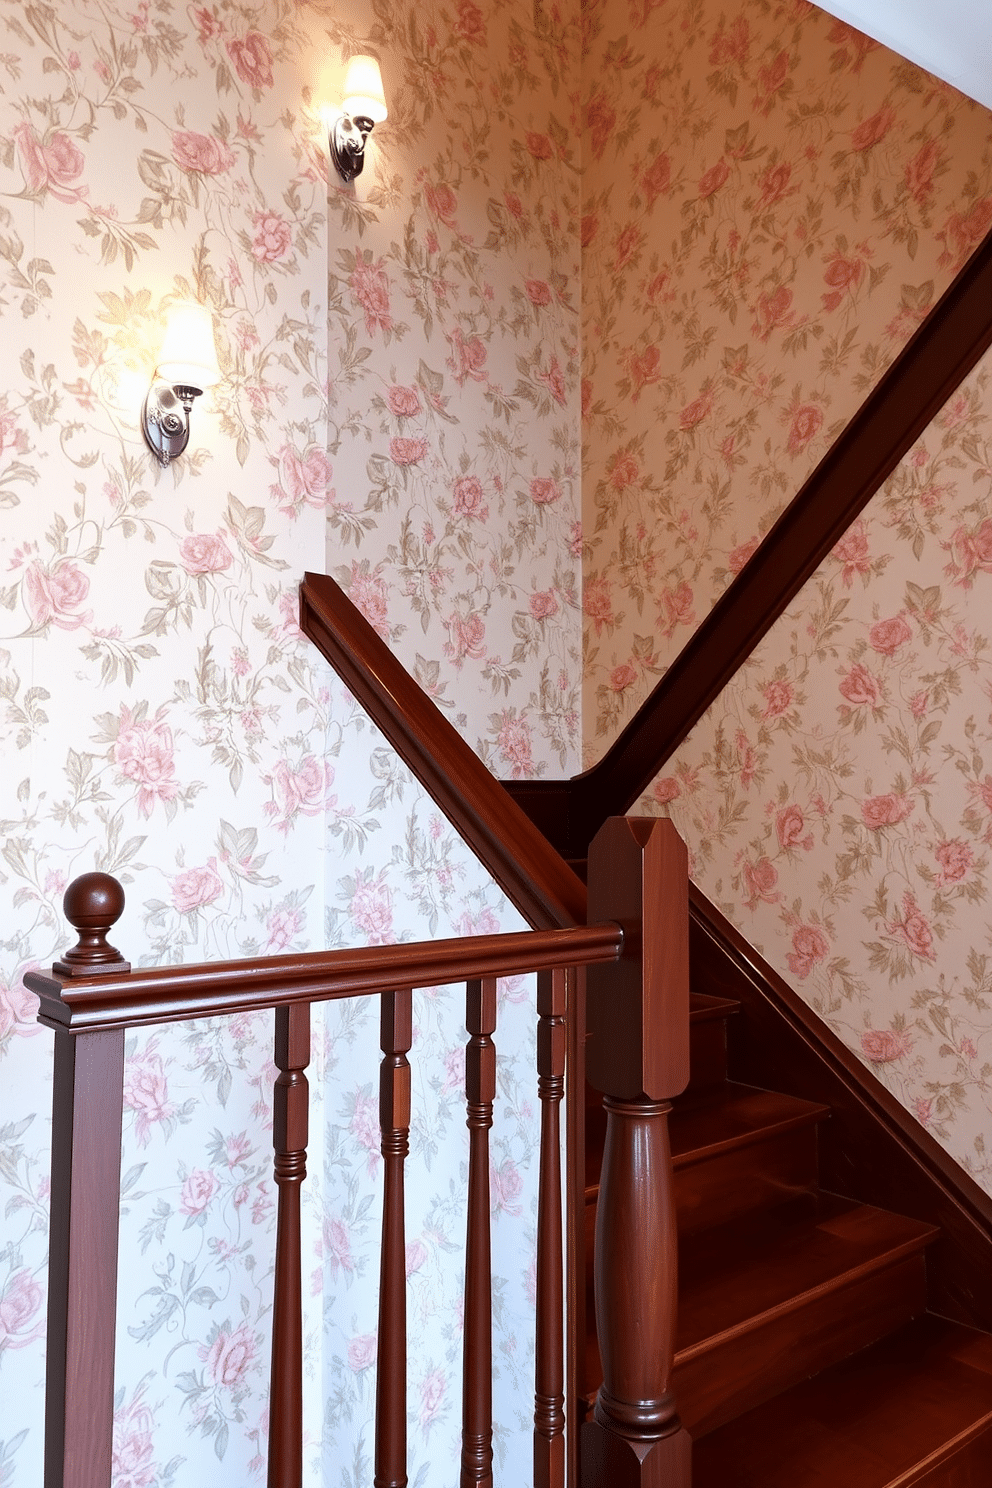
660, 581, 694, 637
390, 435, 428, 466
608, 452, 639, 491
419, 1367, 447, 1430
452, 475, 488, 520
742, 856, 779, 908
348, 1334, 377, 1371
861, 1026, 913, 1062
203, 1323, 257, 1389
180, 1168, 218, 1216
350, 874, 394, 944
171, 864, 223, 912
526, 132, 553, 161
839, 663, 880, 708
642, 151, 671, 204
325, 1216, 354, 1279
172, 131, 234, 174
752, 284, 793, 341
14, 123, 86, 202
23, 558, 92, 631
348, 561, 391, 639
525, 279, 552, 307
226, 31, 273, 89
447, 326, 487, 384
405, 1240, 428, 1276
610, 662, 638, 692
762, 680, 793, 718
787, 924, 829, 980
491, 1157, 523, 1216
124, 1050, 175, 1147
179, 533, 232, 574
728, 537, 760, 573
757, 160, 792, 207
699, 159, 730, 197
113, 707, 179, 818
869, 616, 912, 655
264, 755, 334, 833
851, 106, 895, 152
833, 520, 870, 585
786, 404, 822, 456
193, 6, 223, 41
265, 905, 304, 952
444, 610, 486, 666
861, 793, 912, 829
424, 182, 458, 223
680, 389, 713, 430
538, 356, 567, 406
0, 1270, 44, 1351
387, 384, 422, 417
944, 518, 992, 587
776, 804, 810, 852
251, 210, 292, 262
653, 777, 680, 806
529, 590, 558, 620
272, 444, 332, 516
350, 258, 393, 336
935, 839, 973, 885
456, 0, 486, 42
960, 1036, 978, 1060
887, 892, 935, 960
914, 1096, 932, 1125
0, 972, 39, 1046
350, 1087, 381, 1173
496, 711, 534, 778
530, 477, 561, 505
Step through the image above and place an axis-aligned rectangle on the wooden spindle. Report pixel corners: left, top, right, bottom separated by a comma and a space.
376, 989, 413, 1488
461, 976, 496, 1488
268, 1001, 311, 1488
534, 966, 567, 1488
581, 818, 692, 1488
37, 875, 129, 1488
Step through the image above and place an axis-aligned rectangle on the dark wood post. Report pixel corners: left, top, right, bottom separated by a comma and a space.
375, 989, 413, 1488
580, 818, 691, 1488
461, 976, 496, 1488
534, 965, 567, 1488
268, 1001, 311, 1488
29, 874, 130, 1488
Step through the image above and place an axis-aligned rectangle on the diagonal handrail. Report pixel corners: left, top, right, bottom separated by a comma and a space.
507, 227, 992, 858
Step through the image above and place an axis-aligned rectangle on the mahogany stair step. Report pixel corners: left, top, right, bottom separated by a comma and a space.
673, 1198, 938, 1435
692, 1312, 992, 1486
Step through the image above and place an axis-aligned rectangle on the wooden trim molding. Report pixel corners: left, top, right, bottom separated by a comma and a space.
300, 570, 587, 931
688, 882, 992, 1333
506, 227, 992, 858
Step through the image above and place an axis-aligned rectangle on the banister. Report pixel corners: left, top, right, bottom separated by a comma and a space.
507, 225, 992, 858
300, 570, 587, 929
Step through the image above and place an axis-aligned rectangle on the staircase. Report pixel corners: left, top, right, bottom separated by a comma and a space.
583, 985, 992, 1484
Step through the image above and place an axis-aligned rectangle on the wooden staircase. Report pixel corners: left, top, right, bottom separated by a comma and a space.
583, 988, 992, 1484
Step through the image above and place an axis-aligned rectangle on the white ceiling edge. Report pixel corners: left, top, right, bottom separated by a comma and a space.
813, 0, 992, 114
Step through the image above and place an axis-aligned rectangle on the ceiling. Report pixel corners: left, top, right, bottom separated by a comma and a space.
813, 0, 992, 112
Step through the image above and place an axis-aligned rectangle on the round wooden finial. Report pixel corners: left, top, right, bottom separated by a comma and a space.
53, 872, 131, 977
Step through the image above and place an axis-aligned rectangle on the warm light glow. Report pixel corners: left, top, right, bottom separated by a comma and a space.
156, 302, 220, 390
342, 55, 387, 122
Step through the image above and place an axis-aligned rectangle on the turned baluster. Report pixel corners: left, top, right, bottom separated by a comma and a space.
580, 818, 692, 1488
24, 873, 131, 1488
268, 1001, 311, 1488
534, 965, 567, 1488
461, 976, 497, 1488
375, 989, 413, 1488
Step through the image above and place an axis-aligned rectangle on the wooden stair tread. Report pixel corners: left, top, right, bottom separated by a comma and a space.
692, 1313, 992, 1486
669, 1081, 830, 1167
689, 991, 740, 1023
676, 1199, 938, 1356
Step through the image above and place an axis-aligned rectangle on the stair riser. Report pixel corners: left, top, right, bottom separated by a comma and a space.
674, 1123, 819, 1234
686, 1016, 730, 1092
677, 1251, 928, 1438
899, 1418, 992, 1488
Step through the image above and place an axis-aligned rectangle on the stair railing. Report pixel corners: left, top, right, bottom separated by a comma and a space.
28, 818, 687, 1488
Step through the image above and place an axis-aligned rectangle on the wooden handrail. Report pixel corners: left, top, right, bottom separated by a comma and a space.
506, 226, 992, 858
300, 570, 587, 929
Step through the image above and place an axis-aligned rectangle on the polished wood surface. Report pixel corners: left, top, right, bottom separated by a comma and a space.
506, 227, 992, 857
534, 967, 567, 1488
376, 989, 413, 1488
300, 569, 587, 930
268, 1002, 310, 1488
461, 978, 497, 1488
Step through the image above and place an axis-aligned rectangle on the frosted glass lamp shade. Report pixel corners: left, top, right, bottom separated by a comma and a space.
342, 55, 387, 123
155, 302, 220, 391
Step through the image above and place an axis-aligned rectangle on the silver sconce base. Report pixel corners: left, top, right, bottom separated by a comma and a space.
142, 380, 201, 467
329, 112, 374, 182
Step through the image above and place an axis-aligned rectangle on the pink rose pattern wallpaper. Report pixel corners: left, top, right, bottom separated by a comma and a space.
643, 348, 992, 1191
581, 0, 992, 752
0, 0, 581, 1484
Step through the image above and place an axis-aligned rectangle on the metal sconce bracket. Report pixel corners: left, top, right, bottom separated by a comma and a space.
141, 380, 203, 468
329, 112, 376, 182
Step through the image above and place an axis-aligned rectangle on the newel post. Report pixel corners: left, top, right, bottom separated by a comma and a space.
581, 818, 691, 1488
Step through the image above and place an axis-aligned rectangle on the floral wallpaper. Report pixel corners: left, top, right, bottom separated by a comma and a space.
581, 0, 992, 755
643, 347, 992, 1193
0, 3, 581, 1488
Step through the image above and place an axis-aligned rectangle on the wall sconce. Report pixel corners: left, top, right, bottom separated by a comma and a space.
142, 302, 221, 468
328, 55, 387, 183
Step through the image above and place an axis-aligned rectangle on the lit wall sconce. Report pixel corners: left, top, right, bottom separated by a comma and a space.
328, 55, 387, 183
142, 302, 221, 468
